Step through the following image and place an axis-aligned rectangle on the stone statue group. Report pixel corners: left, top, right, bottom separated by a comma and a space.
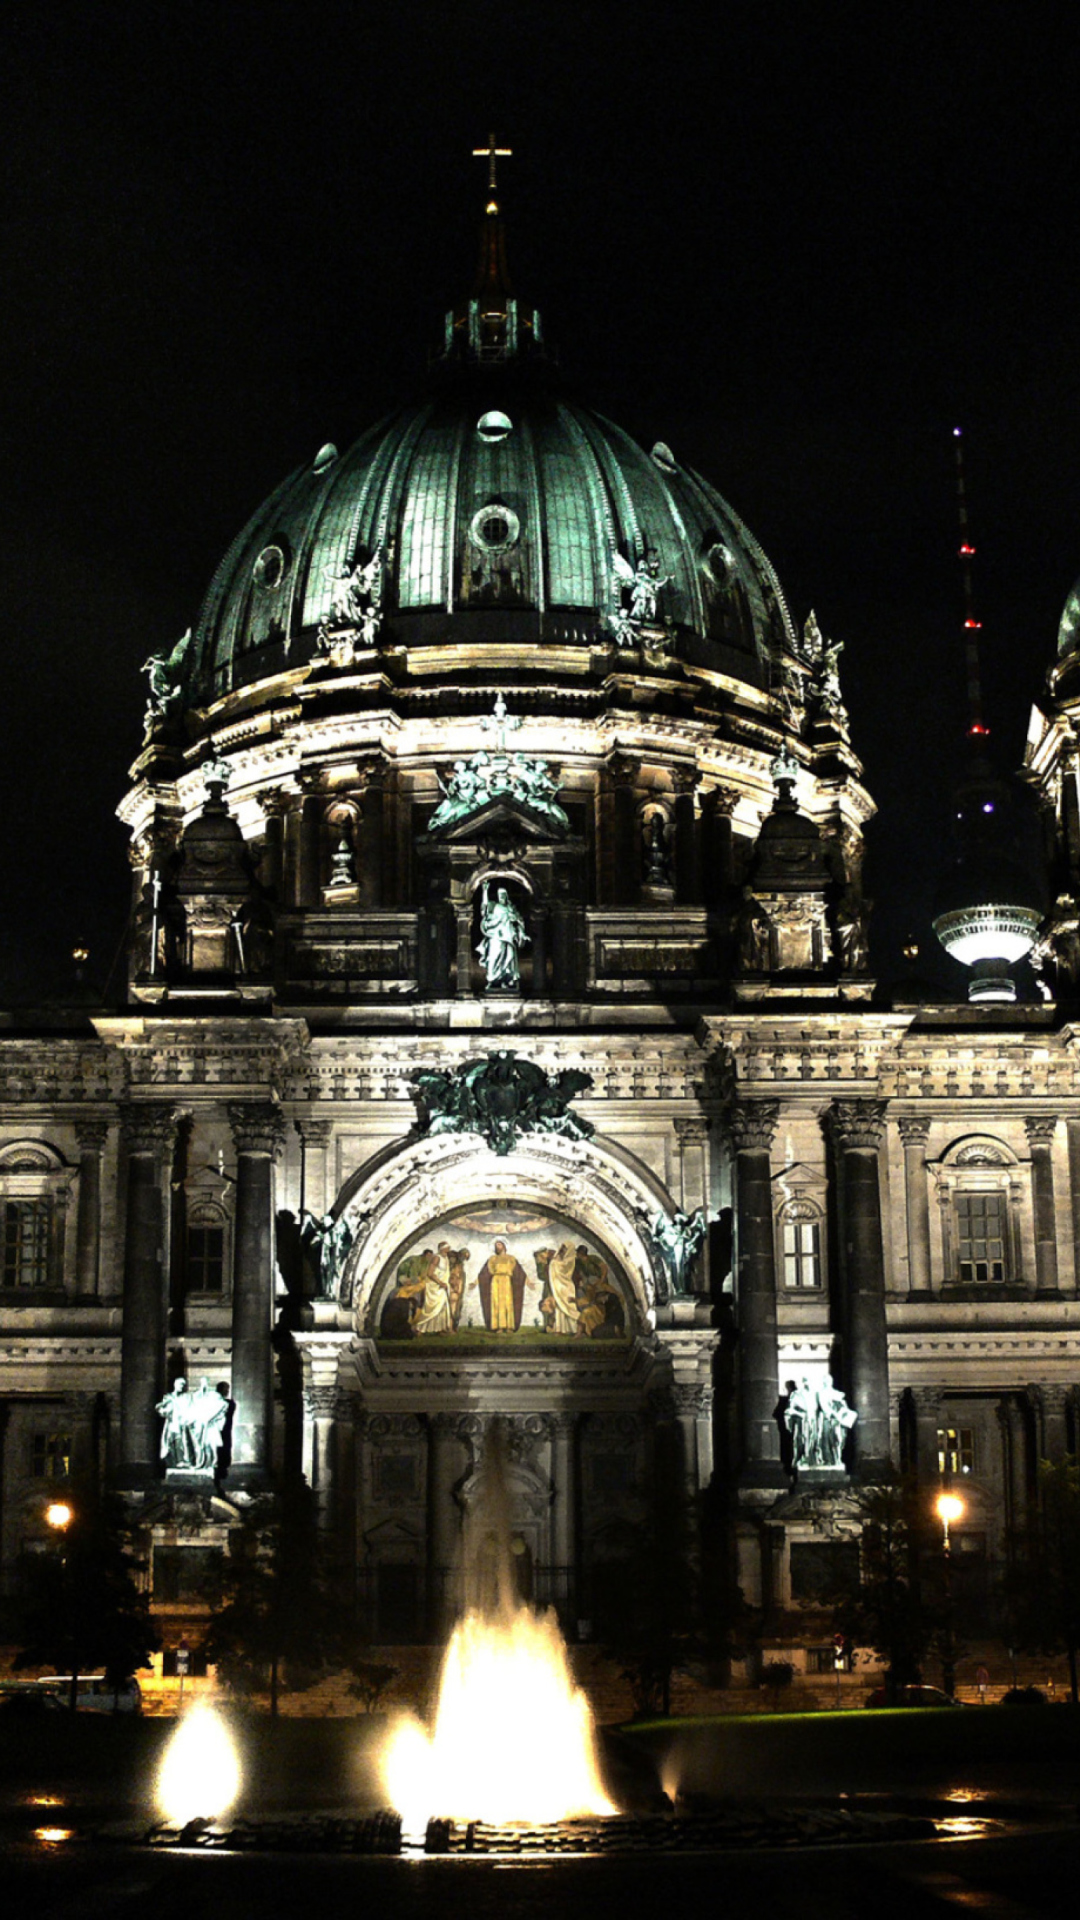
156, 1376, 229, 1474
784, 1375, 857, 1469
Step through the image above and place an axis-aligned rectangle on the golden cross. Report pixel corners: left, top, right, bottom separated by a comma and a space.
472, 132, 512, 197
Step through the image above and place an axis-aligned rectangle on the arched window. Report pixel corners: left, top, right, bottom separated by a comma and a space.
779, 1198, 823, 1290
0, 1142, 72, 1295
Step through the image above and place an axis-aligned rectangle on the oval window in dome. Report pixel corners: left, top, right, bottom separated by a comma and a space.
477, 410, 513, 443
469, 503, 521, 553
704, 541, 734, 588
252, 544, 288, 591
312, 442, 338, 473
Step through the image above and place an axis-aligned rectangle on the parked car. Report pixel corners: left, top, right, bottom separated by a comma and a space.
866, 1684, 962, 1708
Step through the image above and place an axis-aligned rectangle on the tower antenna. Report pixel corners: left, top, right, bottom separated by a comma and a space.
953, 426, 989, 740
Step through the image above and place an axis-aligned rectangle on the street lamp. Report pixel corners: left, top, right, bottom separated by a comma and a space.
44, 1499, 77, 1712
936, 1489, 965, 1698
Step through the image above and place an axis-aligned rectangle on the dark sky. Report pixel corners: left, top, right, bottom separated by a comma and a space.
3, 0, 1079, 1002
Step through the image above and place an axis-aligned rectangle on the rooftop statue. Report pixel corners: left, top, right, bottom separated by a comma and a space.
411, 1049, 594, 1157
652, 1207, 708, 1298
142, 628, 191, 736
156, 1375, 229, 1474
428, 701, 569, 832
802, 611, 847, 725
607, 551, 673, 651
318, 548, 384, 664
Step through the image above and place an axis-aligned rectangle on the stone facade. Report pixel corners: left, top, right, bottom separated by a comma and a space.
2, 198, 1077, 1679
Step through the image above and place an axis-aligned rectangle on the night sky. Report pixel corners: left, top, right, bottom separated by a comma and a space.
3, 2, 1079, 1004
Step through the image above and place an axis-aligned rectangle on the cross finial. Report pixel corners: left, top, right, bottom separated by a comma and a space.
472, 132, 512, 204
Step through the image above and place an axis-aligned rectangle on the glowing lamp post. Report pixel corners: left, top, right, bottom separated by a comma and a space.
44, 1500, 78, 1713
936, 1490, 965, 1697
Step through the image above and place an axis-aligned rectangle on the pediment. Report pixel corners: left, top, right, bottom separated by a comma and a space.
427, 795, 567, 843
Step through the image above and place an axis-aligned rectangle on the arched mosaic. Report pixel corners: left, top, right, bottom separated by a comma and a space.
371, 1203, 634, 1344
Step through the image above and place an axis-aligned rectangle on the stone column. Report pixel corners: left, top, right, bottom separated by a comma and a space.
228, 1103, 285, 1481
673, 1382, 715, 1490
1025, 1118, 1060, 1295
428, 1413, 463, 1632
74, 1119, 108, 1298
998, 1394, 1030, 1535
305, 1383, 338, 1530
455, 903, 474, 997
909, 1385, 941, 1483
1067, 1119, 1080, 1294
672, 767, 700, 905
831, 1100, 891, 1469
551, 1412, 577, 1619
898, 1116, 932, 1297
607, 754, 641, 905
1034, 1382, 1070, 1464
699, 787, 738, 909
118, 1105, 176, 1479
295, 1117, 333, 1222
298, 793, 323, 909
260, 791, 287, 899
529, 904, 548, 998
730, 1100, 783, 1479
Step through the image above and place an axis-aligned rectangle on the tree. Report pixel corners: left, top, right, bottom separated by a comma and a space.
1003, 1458, 1080, 1705
597, 1431, 700, 1717
204, 1483, 343, 1716
835, 1476, 942, 1701
13, 1482, 158, 1710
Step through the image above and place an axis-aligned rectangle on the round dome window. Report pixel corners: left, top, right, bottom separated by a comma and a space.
469, 504, 521, 554
477, 410, 513, 443
253, 544, 288, 591
312, 442, 338, 474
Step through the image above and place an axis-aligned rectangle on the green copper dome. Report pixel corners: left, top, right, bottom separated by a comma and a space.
184, 363, 795, 707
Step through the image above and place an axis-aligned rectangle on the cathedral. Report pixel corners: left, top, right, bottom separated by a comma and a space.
3, 158, 1079, 1687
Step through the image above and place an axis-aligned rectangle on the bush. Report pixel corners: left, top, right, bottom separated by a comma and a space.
762, 1659, 795, 1705
1000, 1685, 1048, 1706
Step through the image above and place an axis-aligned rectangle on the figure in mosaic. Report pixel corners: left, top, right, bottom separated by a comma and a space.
475, 1237, 529, 1330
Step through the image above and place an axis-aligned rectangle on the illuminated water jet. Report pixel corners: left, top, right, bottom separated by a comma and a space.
156, 1703, 242, 1826
381, 1601, 615, 1829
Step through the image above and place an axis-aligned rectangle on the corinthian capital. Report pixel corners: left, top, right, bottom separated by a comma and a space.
228, 1102, 285, 1159
728, 1100, 780, 1154
120, 1104, 177, 1159
1024, 1116, 1058, 1150
830, 1099, 887, 1152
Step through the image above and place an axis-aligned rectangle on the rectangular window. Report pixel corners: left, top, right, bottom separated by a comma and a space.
937, 1427, 976, 1476
2, 1200, 50, 1289
956, 1192, 1006, 1283
31, 1432, 71, 1479
187, 1225, 225, 1294
782, 1215, 822, 1289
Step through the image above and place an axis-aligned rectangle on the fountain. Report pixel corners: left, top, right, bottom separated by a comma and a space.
379, 1420, 615, 1831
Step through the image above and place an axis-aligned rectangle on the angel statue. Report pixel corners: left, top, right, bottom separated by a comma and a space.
300, 1207, 356, 1301
324, 547, 383, 629
612, 550, 671, 627
652, 1206, 708, 1297
142, 628, 191, 733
